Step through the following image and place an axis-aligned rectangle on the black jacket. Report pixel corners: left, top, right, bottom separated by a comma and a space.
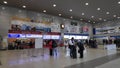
77, 42, 85, 51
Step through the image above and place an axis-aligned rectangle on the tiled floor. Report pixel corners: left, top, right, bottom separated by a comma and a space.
0, 46, 120, 68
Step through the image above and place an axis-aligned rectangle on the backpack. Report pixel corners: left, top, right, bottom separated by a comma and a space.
52, 41, 57, 48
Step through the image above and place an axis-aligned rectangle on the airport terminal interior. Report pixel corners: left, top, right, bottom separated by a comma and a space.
0, 0, 120, 68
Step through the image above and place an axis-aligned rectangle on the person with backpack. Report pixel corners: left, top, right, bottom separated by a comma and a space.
77, 40, 85, 58
52, 40, 58, 56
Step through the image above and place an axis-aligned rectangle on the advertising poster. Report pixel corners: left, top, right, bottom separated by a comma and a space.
35, 38, 43, 48
82, 26, 89, 34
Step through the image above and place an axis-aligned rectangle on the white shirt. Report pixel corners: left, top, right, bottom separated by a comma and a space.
64, 42, 68, 45
69, 40, 75, 45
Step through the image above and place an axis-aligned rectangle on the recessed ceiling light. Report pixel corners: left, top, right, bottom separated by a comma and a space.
70, 16, 73, 19
63, 19, 66, 21
22, 5, 26, 8
97, 8, 101, 10
82, 13, 85, 15
85, 3, 89, 5
118, 1, 120, 4
18, 10, 22, 13
104, 19, 107, 21
53, 4, 56, 7
80, 19, 83, 20
99, 18, 102, 20
43, 10, 46, 12
2, 7, 5, 10
106, 12, 110, 14
59, 14, 62, 16
3, 1, 7, 4
113, 15, 117, 17
118, 17, 120, 19
91, 16, 94, 18
69, 9, 72, 12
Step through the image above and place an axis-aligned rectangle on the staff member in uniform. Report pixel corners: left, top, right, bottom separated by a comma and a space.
69, 37, 77, 59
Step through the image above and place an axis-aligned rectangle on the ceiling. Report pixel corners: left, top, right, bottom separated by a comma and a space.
0, 0, 120, 23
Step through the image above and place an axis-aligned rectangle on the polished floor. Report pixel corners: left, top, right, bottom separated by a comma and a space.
0, 46, 120, 68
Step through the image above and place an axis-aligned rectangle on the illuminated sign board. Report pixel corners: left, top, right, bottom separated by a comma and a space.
51, 35, 60, 39
26, 34, 42, 38
8, 34, 26, 38
43, 35, 51, 39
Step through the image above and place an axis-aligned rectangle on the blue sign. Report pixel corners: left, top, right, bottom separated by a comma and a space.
8, 34, 20, 38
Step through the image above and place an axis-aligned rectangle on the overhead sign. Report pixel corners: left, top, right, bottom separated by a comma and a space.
8, 34, 20, 38
26, 34, 42, 38
8, 34, 26, 38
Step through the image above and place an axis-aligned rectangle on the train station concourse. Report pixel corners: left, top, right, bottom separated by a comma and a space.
0, 0, 120, 68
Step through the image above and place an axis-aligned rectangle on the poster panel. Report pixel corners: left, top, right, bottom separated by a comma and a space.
35, 38, 43, 48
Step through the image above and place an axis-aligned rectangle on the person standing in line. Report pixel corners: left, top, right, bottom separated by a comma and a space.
48, 40, 53, 56
52, 40, 58, 56
77, 40, 85, 58
68, 37, 77, 59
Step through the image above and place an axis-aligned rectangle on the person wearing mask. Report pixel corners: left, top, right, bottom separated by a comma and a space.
68, 37, 77, 59
77, 40, 85, 58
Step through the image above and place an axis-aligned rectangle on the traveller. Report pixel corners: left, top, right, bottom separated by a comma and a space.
68, 37, 77, 59
48, 40, 53, 56
77, 40, 85, 58
52, 40, 58, 56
